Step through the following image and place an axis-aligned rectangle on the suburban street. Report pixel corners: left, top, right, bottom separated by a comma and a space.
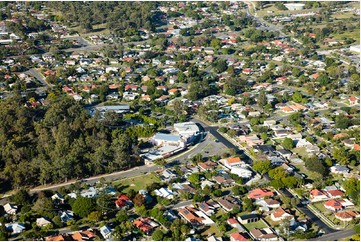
26, 68, 52, 88
311, 228, 356, 241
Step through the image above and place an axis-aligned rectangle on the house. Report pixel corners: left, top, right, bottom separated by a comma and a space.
199, 202, 216, 216
36, 217, 52, 227
198, 161, 218, 171
223, 157, 244, 169
335, 211, 360, 222
310, 189, 328, 202
5, 223, 26, 235
242, 68, 253, 75
271, 207, 293, 222
227, 218, 245, 232
3, 203, 17, 215
264, 199, 281, 209
324, 200, 343, 212
330, 163, 349, 173
239, 135, 264, 147
326, 189, 344, 199
178, 207, 214, 226
71, 230, 96, 241
154, 187, 174, 199
46, 235, 72, 241
168, 88, 178, 95
277, 149, 292, 160
349, 96, 359, 105
230, 232, 248, 241
115, 194, 132, 209
343, 139, 355, 149
214, 174, 235, 187
230, 167, 253, 179
100, 225, 113, 240
133, 218, 159, 235
237, 214, 259, 224
310, 73, 320, 80
60, 211, 74, 223
247, 188, 274, 200
201, 180, 215, 190
249, 228, 278, 241
162, 169, 177, 181
217, 196, 239, 212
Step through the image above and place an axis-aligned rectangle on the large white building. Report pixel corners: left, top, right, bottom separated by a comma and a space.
174, 122, 200, 143
284, 3, 305, 10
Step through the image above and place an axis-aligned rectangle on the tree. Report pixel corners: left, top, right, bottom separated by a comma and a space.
10, 189, 31, 206
305, 156, 328, 176
152, 229, 164, 241
33, 197, 54, 217
252, 160, 272, 175
133, 193, 145, 207
214, 59, 228, 73
193, 194, 204, 203
343, 178, 360, 205
257, 89, 267, 107
282, 138, 295, 150
213, 189, 222, 197
292, 91, 303, 103
292, 68, 301, 77
116, 210, 129, 223
188, 173, 200, 184
243, 197, 255, 212
87, 211, 102, 223
71, 197, 96, 218
52, 216, 63, 228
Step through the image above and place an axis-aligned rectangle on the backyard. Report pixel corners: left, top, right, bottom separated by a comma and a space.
243, 219, 268, 231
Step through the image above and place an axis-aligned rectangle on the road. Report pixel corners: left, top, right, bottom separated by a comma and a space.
26, 68, 52, 88
311, 228, 356, 241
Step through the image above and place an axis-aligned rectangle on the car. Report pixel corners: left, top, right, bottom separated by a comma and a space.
215, 139, 219, 142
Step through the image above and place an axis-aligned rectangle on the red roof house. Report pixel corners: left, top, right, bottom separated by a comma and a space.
247, 188, 274, 200
324, 200, 343, 212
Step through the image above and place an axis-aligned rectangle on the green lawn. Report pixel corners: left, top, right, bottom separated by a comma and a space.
243, 219, 268, 231
112, 173, 161, 193
331, 28, 360, 44
292, 147, 309, 159
201, 224, 222, 237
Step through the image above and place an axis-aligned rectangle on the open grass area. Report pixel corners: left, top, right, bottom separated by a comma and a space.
243, 219, 268, 231
292, 147, 309, 159
312, 201, 329, 214
201, 224, 222, 237
112, 173, 161, 193
292, 163, 323, 182
331, 29, 360, 44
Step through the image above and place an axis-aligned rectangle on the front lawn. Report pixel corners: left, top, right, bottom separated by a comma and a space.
112, 173, 161, 193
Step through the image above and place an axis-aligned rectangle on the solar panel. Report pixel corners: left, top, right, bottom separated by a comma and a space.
184, 210, 189, 215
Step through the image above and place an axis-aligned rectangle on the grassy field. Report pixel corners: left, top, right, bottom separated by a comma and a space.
112, 173, 161, 193
243, 219, 268, 231
331, 29, 360, 43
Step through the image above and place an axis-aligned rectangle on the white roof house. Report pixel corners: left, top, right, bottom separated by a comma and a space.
5, 223, 26, 235
100, 225, 113, 240
230, 167, 253, 179
154, 187, 174, 199
3, 203, 17, 215
36, 217, 52, 227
